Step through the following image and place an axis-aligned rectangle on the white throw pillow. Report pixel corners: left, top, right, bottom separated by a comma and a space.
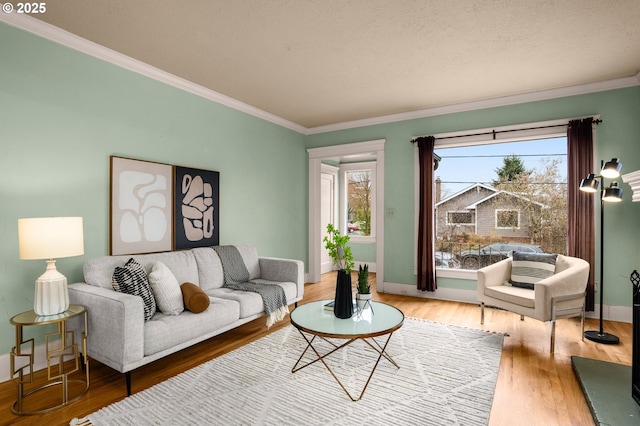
149, 261, 184, 316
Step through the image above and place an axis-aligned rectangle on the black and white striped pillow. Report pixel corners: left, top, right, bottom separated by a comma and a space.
510, 252, 558, 290
112, 258, 157, 321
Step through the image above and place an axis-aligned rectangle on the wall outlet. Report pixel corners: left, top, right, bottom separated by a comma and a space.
386, 208, 395, 218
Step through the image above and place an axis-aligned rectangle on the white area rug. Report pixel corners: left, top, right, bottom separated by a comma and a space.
79, 318, 503, 425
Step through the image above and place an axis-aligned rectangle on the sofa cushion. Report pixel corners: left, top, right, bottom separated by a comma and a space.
207, 279, 297, 318
144, 297, 240, 356
181, 282, 210, 313
85, 250, 200, 289
112, 258, 157, 321
192, 247, 225, 291
485, 284, 535, 309
510, 252, 558, 289
148, 261, 184, 316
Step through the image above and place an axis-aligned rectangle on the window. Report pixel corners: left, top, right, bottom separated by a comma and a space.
496, 209, 519, 229
341, 162, 376, 240
447, 211, 473, 225
418, 118, 572, 274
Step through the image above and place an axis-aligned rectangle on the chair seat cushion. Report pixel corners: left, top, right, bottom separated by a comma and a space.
485, 284, 535, 309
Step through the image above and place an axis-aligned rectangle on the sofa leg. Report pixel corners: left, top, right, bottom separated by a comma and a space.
295, 302, 298, 308
550, 319, 556, 353
520, 315, 525, 321
126, 372, 132, 396
480, 302, 485, 325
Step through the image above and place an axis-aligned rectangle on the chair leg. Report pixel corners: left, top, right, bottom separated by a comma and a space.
550, 319, 556, 353
581, 304, 585, 341
480, 302, 485, 325
520, 315, 524, 321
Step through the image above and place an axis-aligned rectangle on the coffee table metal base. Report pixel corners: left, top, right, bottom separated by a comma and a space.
291, 330, 399, 401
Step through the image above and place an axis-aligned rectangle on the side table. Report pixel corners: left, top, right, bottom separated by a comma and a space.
10, 304, 89, 415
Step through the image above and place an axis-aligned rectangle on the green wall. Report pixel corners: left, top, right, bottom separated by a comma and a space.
0, 23, 307, 355
307, 86, 640, 308
2, 19, 639, 360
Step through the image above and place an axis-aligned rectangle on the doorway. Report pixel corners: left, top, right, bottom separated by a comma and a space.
307, 139, 386, 290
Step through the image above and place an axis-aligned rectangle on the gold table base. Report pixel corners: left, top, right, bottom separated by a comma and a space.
10, 305, 89, 415
291, 331, 399, 401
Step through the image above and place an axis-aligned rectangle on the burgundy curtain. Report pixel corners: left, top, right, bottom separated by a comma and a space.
567, 118, 595, 311
416, 136, 437, 291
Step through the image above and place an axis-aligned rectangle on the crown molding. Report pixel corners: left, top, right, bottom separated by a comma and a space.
307, 74, 640, 135
3, 13, 639, 137
0, 13, 308, 135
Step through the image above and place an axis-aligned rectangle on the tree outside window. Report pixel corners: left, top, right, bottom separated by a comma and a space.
346, 170, 371, 236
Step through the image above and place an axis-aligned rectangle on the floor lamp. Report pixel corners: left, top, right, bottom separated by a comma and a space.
579, 158, 623, 344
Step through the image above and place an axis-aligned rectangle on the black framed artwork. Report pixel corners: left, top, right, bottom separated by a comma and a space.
174, 166, 220, 250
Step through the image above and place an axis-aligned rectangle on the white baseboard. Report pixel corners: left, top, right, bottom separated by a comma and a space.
380, 281, 632, 323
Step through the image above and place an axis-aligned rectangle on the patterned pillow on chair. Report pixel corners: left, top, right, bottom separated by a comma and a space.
510, 252, 558, 290
112, 258, 157, 321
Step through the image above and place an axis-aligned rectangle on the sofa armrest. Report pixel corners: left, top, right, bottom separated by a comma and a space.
259, 257, 304, 301
68, 282, 145, 373
477, 258, 512, 300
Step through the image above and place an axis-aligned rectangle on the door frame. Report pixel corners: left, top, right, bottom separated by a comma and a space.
307, 139, 386, 290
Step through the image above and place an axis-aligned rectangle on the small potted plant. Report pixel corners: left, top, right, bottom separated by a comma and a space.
356, 264, 371, 310
323, 224, 354, 318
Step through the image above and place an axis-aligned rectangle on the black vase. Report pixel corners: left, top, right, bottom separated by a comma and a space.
334, 269, 353, 319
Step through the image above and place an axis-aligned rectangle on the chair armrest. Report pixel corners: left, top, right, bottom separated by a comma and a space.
259, 257, 304, 301
477, 258, 512, 299
534, 262, 589, 320
67, 282, 145, 373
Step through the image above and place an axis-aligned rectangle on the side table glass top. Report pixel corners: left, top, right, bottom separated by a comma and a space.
10, 304, 86, 326
290, 300, 404, 338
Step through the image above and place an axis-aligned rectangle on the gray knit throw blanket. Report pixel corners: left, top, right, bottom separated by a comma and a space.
213, 245, 288, 327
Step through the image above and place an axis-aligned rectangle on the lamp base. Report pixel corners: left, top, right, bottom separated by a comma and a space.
584, 330, 620, 344
34, 260, 70, 316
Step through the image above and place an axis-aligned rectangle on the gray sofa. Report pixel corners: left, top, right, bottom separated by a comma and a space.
68, 244, 304, 394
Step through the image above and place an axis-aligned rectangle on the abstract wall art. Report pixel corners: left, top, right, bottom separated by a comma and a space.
110, 156, 173, 255
174, 166, 220, 250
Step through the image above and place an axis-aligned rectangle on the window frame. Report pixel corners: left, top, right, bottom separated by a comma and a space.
413, 117, 587, 279
446, 210, 474, 225
495, 209, 520, 229
340, 161, 377, 243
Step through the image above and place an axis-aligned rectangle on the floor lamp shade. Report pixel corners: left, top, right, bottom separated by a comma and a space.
18, 217, 84, 316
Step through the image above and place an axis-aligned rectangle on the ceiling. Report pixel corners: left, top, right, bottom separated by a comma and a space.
23, 0, 640, 129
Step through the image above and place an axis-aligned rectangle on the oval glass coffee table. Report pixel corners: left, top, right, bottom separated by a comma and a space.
290, 300, 404, 401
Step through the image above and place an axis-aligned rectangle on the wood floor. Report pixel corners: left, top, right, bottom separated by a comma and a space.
0, 272, 632, 426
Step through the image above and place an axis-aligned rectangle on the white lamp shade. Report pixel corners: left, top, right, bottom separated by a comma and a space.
18, 217, 84, 260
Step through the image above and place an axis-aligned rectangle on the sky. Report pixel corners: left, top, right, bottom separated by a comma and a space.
434, 137, 567, 197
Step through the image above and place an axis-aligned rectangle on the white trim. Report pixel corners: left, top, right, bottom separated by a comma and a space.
308, 77, 639, 134
0, 12, 307, 135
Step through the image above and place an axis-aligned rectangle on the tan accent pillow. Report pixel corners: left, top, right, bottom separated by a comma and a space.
180, 282, 210, 313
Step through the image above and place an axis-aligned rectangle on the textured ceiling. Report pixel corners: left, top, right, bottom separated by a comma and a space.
29, 0, 640, 128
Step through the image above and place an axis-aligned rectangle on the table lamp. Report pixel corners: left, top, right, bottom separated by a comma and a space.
18, 217, 84, 316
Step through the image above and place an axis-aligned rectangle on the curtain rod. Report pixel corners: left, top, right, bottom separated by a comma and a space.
410, 118, 602, 143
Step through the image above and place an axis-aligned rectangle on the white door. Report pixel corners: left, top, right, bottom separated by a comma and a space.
320, 170, 336, 273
